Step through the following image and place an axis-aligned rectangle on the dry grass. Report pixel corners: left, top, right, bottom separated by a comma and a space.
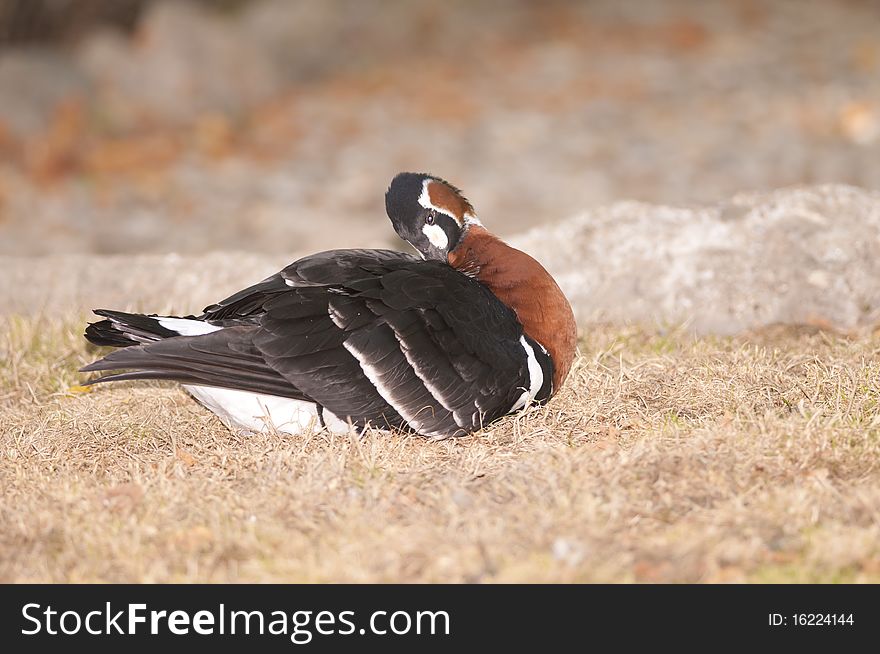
2, 315, 880, 583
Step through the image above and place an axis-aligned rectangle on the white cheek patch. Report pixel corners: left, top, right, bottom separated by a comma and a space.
422, 223, 448, 250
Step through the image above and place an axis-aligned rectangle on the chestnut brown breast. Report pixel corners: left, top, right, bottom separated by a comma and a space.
447, 225, 577, 392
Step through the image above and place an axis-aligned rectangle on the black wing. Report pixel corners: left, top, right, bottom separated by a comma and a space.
85, 249, 548, 437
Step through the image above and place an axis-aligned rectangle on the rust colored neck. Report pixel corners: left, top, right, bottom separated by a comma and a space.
447, 225, 577, 392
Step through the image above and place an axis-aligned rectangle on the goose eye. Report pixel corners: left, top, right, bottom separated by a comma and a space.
425, 212, 435, 225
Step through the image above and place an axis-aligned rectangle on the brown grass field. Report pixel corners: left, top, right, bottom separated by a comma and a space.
2, 315, 879, 583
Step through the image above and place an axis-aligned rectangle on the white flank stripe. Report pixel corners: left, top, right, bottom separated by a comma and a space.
342, 339, 427, 433
328, 304, 346, 329
157, 317, 222, 336
510, 336, 544, 412
390, 329, 468, 427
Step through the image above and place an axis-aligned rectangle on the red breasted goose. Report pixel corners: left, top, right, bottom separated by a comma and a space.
81, 173, 577, 438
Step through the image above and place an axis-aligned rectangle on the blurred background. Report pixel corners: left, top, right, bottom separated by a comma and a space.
0, 0, 878, 256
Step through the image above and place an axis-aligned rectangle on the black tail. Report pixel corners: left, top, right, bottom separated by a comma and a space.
84, 309, 187, 348
80, 325, 305, 400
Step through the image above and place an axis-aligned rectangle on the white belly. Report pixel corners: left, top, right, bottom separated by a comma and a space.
184, 385, 352, 435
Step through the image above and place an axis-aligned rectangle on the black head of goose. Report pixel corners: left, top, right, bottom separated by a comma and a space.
82, 172, 577, 439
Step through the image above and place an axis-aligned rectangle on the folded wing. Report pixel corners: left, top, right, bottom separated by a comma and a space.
84, 249, 542, 437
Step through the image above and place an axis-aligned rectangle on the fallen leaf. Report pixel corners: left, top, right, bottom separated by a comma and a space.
176, 447, 197, 466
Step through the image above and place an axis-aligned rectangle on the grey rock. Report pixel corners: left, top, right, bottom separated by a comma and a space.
0, 252, 291, 318
511, 184, 880, 334
4, 185, 880, 337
